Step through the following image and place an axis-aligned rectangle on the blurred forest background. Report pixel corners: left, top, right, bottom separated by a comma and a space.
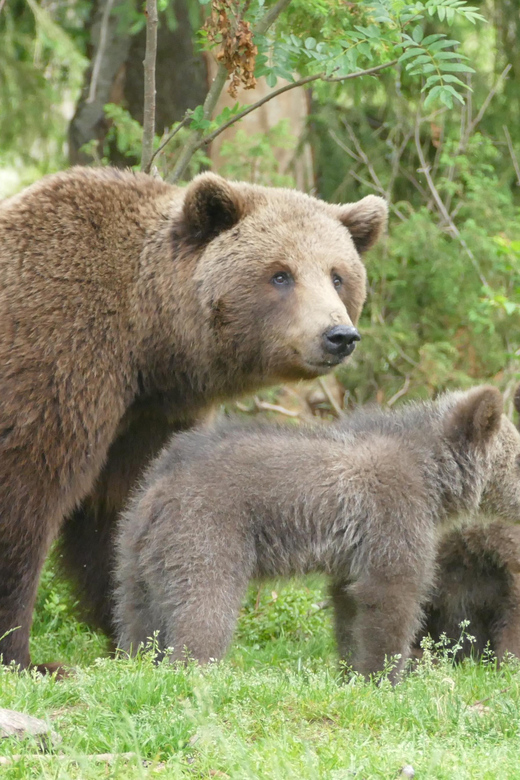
1, 0, 519, 418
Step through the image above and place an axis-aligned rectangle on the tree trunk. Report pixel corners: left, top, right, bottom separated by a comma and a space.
68, 0, 207, 166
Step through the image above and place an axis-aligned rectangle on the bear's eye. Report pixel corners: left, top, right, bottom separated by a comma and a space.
332, 273, 343, 290
271, 271, 293, 287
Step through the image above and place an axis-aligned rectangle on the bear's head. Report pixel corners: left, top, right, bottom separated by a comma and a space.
443, 384, 520, 522
177, 173, 387, 385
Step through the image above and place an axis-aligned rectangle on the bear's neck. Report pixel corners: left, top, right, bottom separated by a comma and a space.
128, 221, 266, 414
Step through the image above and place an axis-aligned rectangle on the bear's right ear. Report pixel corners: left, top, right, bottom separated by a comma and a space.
446, 385, 503, 448
181, 173, 245, 243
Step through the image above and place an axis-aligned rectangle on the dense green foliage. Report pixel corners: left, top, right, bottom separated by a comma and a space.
1, 0, 518, 403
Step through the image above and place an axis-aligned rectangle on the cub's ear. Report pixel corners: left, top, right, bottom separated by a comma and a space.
334, 195, 388, 253
514, 383, 520, 418
447, 385, 503, 447
182, 173, 245, 243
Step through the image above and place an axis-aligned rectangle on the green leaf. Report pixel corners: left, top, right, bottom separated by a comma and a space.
357, 41, 373, 59
438, 63, 474, 72
408, 63, 438, 75
266, 71, 277, 88
412, 25, 424, 43
398, 47, 422, 64
434, 51, 465, 60
423, 84, 443, 109
421, 34, 445, 46
440, 87, 454, 108
406, 54, 434, 67
423, 74, 442, 89
305, 37, 317, 50
439, 74, 466, 86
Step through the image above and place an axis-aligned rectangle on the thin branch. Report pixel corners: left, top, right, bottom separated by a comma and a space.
329, 125, 407, 222
141, 0, 159, 172
324, 60, 397, 82
467, 64, 511, 137
86, 0, 115, 104
414, 116, 488, 288
254, 0, 291, 34
503, 125, 520, 186
146, 113, 192, 173
254, 398, 300, 417
387, 375, 411, 407
318, 377, 344, 418
168, 65, 229, 183
199, 60, 398, 150
168, 0, 293, 183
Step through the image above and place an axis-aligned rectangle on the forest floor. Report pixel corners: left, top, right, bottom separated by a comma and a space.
1, 563, 520, 779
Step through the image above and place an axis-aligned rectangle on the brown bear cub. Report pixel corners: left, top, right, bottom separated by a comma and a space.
415, 386, 520, 662
415, 522, 520, 661
114, 385, 520, 683
0, 167, 388, 670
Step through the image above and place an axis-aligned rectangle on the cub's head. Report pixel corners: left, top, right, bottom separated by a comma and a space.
443, 384, 520, 521
177, 173, 387, 386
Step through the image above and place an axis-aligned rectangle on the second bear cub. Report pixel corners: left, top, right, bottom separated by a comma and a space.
114, 385, 520, 681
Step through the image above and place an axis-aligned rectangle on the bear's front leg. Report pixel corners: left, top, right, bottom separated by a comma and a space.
330, 579, 357, 664
58, 403, 200, 639
0, 512, 54, 669
349, 574, 428, 684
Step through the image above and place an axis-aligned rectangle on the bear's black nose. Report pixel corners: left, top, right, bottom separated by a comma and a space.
322, 325, 361, 358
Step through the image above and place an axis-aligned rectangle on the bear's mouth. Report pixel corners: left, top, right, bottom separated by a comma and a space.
301, 356, 349, 372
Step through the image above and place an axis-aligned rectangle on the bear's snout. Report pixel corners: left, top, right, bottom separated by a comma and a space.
322, 325, 361, 359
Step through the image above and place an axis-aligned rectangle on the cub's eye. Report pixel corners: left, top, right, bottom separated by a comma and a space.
332, 273, 343, 290
271, 271, 293, 287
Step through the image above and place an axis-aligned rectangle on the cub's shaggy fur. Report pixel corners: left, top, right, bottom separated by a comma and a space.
114, 385, 520, 682
0, 167, 387, 669
415, 387, 520, 661
416, 522, 520, 660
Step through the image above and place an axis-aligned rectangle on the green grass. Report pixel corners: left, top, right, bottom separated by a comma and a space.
2, 563, 520, 779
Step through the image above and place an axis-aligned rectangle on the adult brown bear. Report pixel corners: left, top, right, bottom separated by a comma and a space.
0, 167, 387, 670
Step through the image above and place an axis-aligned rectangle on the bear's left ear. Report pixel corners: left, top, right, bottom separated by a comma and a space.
182, 173, 245, 243
447, 385, 503, 447
334, 195, 388, 253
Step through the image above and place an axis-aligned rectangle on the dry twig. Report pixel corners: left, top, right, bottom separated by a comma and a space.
141, 0, 159, 173
414, 117, 488, 288
503, 125, 520, 186
86, 0, 115, 104
387, 375, 411, 407
318, 377, 344, 418
254, 397, 300, 417
146, 113, 193, 174
329, 123, 407, 222
200, 60, 398, 150
467, 64, 512, 138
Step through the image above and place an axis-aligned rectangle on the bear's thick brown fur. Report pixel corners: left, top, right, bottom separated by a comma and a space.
114, 385, 520, 683
415, 386, 520, 661
0, 166, 387, 669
